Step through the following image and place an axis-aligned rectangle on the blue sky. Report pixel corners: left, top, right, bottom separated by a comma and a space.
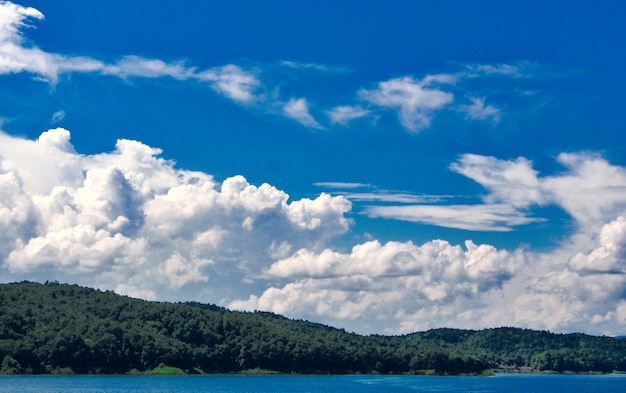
1, 0, 626, 335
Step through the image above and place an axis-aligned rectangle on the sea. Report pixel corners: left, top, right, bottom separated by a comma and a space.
1, 374, 625, 392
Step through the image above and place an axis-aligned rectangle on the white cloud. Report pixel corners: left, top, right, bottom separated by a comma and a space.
452, 152, 626, 232
0, 1, 543, 134
3, 128, 626, 336
228, 153, 626, 335
359, 76, 454, 132
0, 128, 351, 301
465, 63, 524, 77
364, 204, 543, 232
196, 64, 260, 103
460, 97, 501, 124
103, 56, 195, 80
450, 154, 547, 208
0, 2, 260, 102
283, 98, 324, 129
51, 110, 65, 123
327, 105, 370, 125
231, 239, 526, 333
542, 152, 626, 230
280, 60, 346, 73
364, 153, 626, 234
569, 216, 626, 274
313, 182, 371, 189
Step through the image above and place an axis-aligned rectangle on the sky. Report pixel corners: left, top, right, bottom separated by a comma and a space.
1, 0, 626, 336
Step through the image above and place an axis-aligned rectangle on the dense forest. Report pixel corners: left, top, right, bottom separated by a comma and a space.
1, 282, 626, 375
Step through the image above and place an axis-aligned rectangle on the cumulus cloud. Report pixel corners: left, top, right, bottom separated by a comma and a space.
227, 152, 626, 335
231, 239, 526, 333
569, 216, 626, 274
0, 128, 351, 301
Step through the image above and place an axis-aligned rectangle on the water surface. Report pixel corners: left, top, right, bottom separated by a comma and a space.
1, 374, 624, 392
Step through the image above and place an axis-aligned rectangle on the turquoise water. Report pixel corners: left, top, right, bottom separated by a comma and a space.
1, 374, 625, 392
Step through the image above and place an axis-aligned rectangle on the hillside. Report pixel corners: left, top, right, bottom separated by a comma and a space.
1, 282, 625, 375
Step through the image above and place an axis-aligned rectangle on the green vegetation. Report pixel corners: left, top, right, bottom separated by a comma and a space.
145, 363, 186, 375
1, 281, 625, 375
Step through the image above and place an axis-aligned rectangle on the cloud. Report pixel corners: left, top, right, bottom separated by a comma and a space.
460, 97, 501, 123
3, 128, 626, 336
231, 239, 526, 333
0, 2, 260, 102
358, 153, 626, 234
196, 64, 260, 104
452, 152, 626, 231
313, 182, 371, 189
102, 56, 195, 80
542, 152, 626, 229
283, 98, 324, 129
0, 1, 545, 134
230, 151, 626, 334
450, 154, 546, 208
364, 204, 543, 232
359, 76, 454, 132
344, 192, 447, 204
327, 105, 370, 125
51, 110, 65, 123
280, 60, 347, 73
464, 63, 524, 77
569, 216, 626, 274
0, 128, 351, 301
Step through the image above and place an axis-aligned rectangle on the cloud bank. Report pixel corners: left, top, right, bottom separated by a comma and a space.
0, 128, 351, 301
2, 128, 626, 336
234, 153, 626, 335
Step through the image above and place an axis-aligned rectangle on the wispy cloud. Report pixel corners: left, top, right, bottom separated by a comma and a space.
196, 64, 260, 104
0, 2, 260, 103
313, 182, 371, 189
460, 97, 501, 124
51, 110, 65, 123
0, 2, 546, 133
342, 192, 447, 204
359, 76, 454, 132
280, 60, 348, 74
329, 152, 626, 235
326, 105, 371, 125
283, 98, 324, 129
364, 203, 543, 232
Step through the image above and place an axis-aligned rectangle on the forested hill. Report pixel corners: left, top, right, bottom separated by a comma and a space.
1, 282, 626, 375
